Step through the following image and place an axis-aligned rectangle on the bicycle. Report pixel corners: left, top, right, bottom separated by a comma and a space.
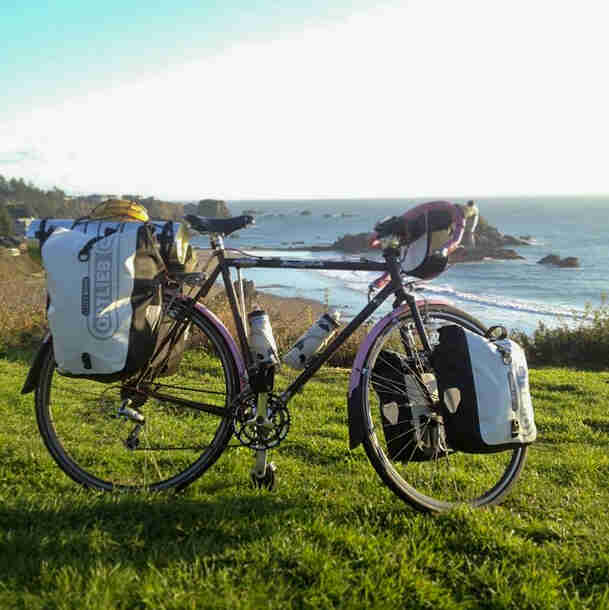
23, 201, 529, 513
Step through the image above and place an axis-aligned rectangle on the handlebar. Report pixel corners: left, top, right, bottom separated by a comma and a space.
368, 201, 466, 289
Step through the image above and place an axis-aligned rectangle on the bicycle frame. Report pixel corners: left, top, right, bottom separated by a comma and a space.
188, 235, 435, 406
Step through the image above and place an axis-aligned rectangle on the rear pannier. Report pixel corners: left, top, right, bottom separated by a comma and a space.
431, 325, 537, 453
42, 222, 165, 381
158, 220, 196, 275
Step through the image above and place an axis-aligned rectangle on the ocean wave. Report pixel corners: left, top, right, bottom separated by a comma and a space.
421, 284, 584, 319
314, 269, 585, 320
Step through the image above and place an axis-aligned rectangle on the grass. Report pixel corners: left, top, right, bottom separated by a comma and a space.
2, 341, 609, 608
2, 252, 609, 607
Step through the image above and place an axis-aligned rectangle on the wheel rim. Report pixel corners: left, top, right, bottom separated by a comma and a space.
363, 308, 526, 511
37, 314, 236, 491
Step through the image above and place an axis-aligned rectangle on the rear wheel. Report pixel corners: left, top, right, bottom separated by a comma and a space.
35, 308, 239, 491
359, 304, 527, 513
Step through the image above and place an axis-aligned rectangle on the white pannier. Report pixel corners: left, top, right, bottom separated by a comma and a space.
41, 222, 164, 380
432, 325, 537, 453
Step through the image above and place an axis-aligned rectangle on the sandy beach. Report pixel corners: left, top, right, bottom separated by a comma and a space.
195, 248, 326, 320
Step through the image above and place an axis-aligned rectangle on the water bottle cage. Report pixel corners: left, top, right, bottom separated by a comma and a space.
248, 362, 276, 393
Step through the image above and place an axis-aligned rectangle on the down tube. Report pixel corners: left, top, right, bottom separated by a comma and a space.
280, 281, 396, 403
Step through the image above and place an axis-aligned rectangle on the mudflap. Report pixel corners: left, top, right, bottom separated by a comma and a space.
347, 377, 366, 450
21, 336, 52, 395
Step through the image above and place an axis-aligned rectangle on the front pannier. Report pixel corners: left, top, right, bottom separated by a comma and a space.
431, 325, 537, 453
371, 350, 448, 462
42, 223, 165, 381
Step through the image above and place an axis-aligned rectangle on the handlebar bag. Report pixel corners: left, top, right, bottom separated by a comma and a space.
431, 325, 537, 453
401, 207, 454, 280
42, 223, 164, 381
371, 349, 449, 462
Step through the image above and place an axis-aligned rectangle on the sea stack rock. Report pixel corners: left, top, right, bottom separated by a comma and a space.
537, 254, 580, 267
558, 256, 580, 268
197, 199, 231, 217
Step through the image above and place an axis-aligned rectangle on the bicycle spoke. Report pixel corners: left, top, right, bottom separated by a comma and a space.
35, 307, 237, 491
361, 305, 528, 512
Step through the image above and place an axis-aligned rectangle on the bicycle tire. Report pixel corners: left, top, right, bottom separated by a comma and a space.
357, 303, 528, 513
35, 305, 239, 492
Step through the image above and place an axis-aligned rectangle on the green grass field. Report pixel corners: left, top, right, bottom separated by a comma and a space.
1, 344, 609, 609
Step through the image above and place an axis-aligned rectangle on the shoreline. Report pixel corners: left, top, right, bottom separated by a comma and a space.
195, 249, 327, 320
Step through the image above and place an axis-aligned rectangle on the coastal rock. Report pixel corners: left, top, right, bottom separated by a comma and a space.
538, 254, 561, 266
560, 257, 580, 268
300, 210, 312, 216
450, 248, 524, 263
197, 199, 231, 218
501, 234, 531, 246
329, 215, 529, 262
538, 254, 580, 268
474, 218, 531, 248
331, 232, 374, 252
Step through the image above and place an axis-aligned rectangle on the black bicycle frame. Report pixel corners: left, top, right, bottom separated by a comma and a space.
190, 246, 431, 404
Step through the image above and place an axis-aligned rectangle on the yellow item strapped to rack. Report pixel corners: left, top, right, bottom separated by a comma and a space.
89, 199, 150, 222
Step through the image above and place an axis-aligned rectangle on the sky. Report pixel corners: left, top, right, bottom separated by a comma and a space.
1, 0, 608, 201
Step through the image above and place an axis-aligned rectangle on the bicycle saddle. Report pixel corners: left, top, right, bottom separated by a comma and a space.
185, 214, 254, 236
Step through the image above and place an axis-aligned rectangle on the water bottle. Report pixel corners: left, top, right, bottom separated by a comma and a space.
283, 309, 341, 369
248, 310, 279, 364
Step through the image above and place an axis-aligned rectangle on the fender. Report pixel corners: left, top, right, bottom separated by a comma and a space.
21, 333, 52, 394
346, 299, 451, 449
192, 302, 248, 390
21, 305, 248, 395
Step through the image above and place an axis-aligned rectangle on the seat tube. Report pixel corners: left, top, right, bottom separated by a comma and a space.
214, 236, 253, 367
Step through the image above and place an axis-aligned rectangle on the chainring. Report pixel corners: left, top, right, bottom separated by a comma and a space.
234, 393, 290, 450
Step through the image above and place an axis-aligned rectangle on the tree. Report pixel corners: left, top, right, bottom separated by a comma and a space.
0, 203, 13, 235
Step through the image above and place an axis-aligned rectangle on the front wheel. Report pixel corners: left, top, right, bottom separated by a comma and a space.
35, 308, 239, 492
358, 304, 528, 513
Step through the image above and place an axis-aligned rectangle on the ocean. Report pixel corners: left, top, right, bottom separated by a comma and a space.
190, 197, 609, 335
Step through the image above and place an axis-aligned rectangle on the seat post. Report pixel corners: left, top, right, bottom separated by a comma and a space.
209, 233, 224, 251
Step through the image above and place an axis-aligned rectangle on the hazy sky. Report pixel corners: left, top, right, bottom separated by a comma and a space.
1, 0, 607, 200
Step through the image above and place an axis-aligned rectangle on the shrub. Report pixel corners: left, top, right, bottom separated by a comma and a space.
205, 290, 365, 368
512, 298, 609, 368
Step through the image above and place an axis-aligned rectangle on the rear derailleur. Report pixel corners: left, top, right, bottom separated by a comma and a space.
117, 395, 146, 450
